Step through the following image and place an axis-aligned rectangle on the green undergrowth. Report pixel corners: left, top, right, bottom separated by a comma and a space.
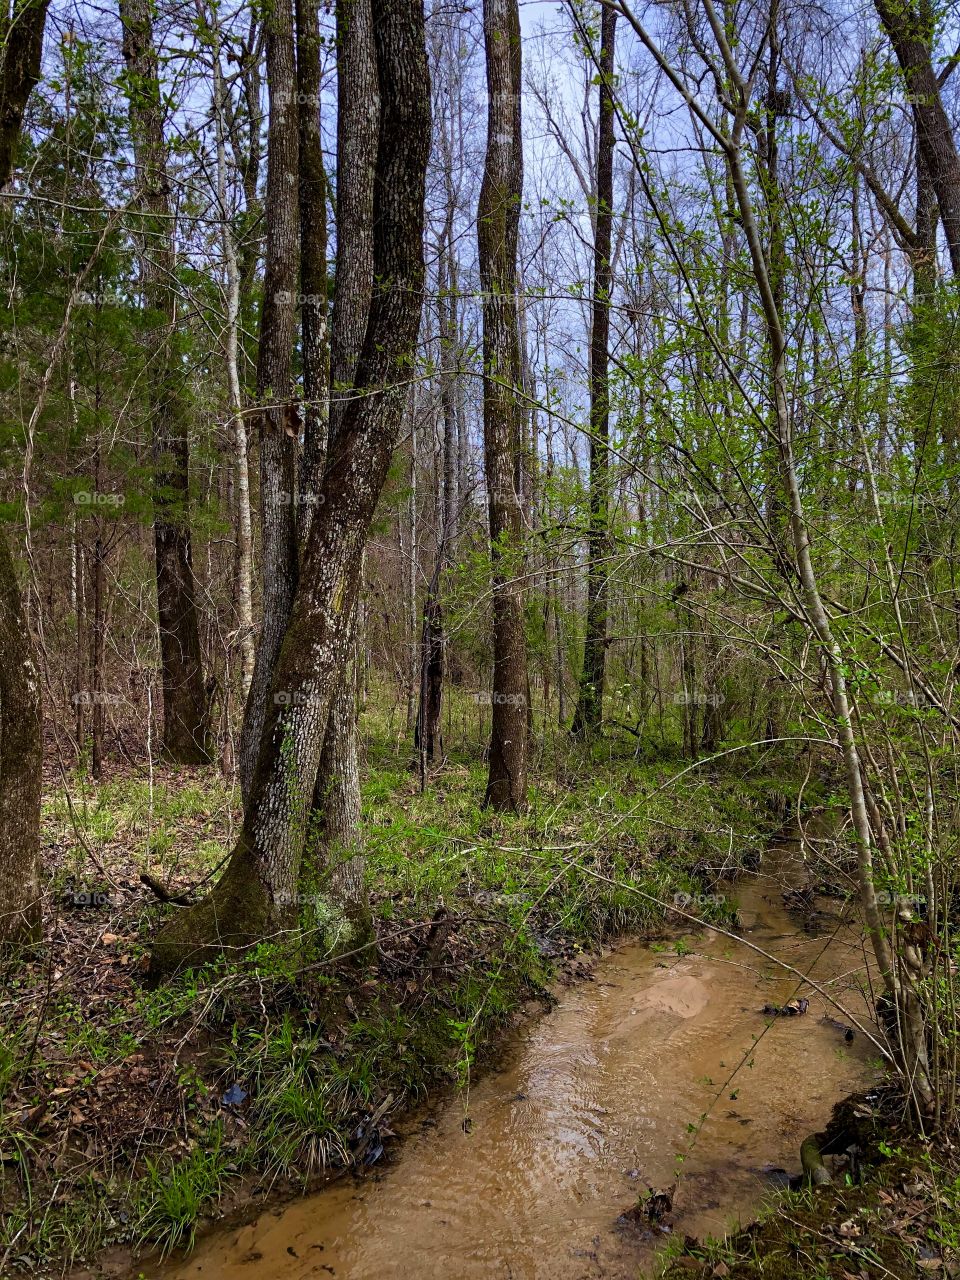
1, 723, 806, 1274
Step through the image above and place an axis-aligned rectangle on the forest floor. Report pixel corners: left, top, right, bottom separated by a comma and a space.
0, 694, 954, 1278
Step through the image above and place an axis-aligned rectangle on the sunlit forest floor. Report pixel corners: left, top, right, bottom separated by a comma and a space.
0, 687, 956, 1277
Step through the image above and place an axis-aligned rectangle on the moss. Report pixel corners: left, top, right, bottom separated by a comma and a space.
147, 833, 277, 980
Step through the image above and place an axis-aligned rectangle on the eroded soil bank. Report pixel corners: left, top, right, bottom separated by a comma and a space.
142, 837, 877, 1280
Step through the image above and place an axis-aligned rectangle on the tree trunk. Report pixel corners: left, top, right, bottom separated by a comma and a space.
0, 0, 50, 185
328, 0, 378, 446
90, 514, 106, 779
296, 0, 330, 515
304, 0, 379, 931
572, 6, 616, 740
203, 0, 256, 702
874, 0, 960, 276
312, 603, 369, 948
0, 528, 42, 946
478, 0, 528, 812
415, 579, 444, 769
149, 0, 430, 978
119, 0, 209, 764
0, 0, 51, 948
414, 228, 458, 770
238, 0, 301, 801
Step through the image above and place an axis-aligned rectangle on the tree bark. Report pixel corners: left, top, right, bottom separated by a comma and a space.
149, 0, 430, 977
238, 0, 301, 801
0, 529, 41, 946
572, 6, 616, 739
415, 573, 444, 768
414, 220, 458, 769
296, 0, 330, 514
874, 0, 960, 276
0, 0, 49, 185
203, 0, 256, 702
304, 0, 379, 931
478, 0, 528, 812
0, 0, 51, 947
119, 0, 210, 764
329, 0, 378, 446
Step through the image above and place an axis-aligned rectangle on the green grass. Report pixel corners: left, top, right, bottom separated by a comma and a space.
44, 773, 238, 874
136, 1126, 231, 1256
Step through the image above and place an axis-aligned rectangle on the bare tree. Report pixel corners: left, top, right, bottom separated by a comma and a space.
0, 0, 50, 946
572, 4, 617, 739
149, 0, 430, 977
415, 12, 468, 771
478, 0, 528, 811
237, 0, 301, 801
873, 0, 960, 276
613, 0, 935, 1112
305, 0, 380, 937
119, 0, 210, 763
201, 0, 257, 702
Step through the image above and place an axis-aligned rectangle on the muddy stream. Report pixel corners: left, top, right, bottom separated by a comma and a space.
146, 836, 877, 1280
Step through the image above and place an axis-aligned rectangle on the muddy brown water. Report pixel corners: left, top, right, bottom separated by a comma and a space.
145, 841, 877, 1280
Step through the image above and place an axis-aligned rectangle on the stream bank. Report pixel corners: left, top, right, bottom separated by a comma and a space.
662, 1090, 960, 1279
135, 831, 878, 1280
6, 753, 786, 1277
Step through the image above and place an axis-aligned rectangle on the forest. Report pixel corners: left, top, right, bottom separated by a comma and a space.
0, 0, 959, 1272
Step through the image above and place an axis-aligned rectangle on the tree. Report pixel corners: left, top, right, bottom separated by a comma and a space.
478, 0, 528, 811
149, 0, 431, 977
118, 0, 210, 763
200, 0, 257, 703
237, 0, 301, 802
414, 27, 457, 773
873, 0, 960, 276
305, 0, 378, 937
572, 4, 617, 739
615, 0, 937, 1113
0, 0, 51, 946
